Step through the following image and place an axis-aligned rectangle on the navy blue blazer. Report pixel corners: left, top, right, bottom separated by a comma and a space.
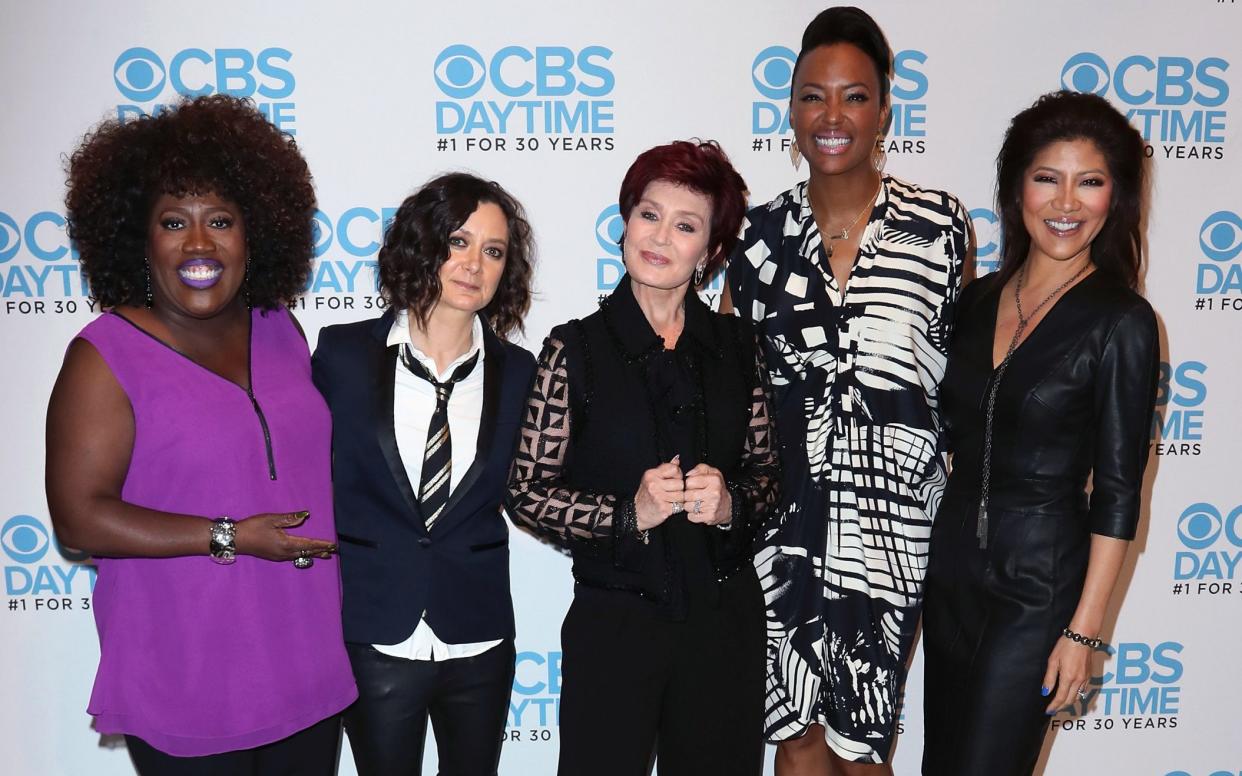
312, 309, 536, 645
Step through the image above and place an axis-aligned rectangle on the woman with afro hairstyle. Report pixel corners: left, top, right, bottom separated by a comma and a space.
46, 94, 356, 774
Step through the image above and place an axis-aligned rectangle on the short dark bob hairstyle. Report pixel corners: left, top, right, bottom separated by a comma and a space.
65, 94, 316, 310
617, 140, 748, 285
995, 90, 1147, 290
378, 172, 534, 339
792, 6, 893, 106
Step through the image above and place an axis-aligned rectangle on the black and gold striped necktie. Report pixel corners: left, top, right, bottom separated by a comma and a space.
400, 344, 480, 528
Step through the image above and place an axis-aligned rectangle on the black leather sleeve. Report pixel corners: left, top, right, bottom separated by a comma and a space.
1088, 300, 1159, 539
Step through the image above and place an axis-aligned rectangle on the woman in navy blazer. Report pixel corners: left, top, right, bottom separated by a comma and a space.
312, 173, 536, 776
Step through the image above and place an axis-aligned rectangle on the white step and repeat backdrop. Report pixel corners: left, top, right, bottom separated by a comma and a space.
2, 2, 1240, 774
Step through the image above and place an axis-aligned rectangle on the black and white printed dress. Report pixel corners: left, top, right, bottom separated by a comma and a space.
727, 176, 970, 763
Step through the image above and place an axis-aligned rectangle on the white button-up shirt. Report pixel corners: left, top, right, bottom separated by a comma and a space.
373, 309, 503, 661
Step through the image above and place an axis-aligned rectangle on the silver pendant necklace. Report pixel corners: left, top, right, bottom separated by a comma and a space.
976, 261, 1090, 548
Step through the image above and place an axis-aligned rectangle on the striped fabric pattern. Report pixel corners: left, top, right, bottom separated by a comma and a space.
731, 175, 969, 762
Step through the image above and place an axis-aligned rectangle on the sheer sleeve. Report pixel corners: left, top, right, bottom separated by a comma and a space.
506, 336, 632, 548
721, 337, 781, 542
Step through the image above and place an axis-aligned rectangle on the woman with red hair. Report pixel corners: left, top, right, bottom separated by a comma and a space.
508, 140, 780, 776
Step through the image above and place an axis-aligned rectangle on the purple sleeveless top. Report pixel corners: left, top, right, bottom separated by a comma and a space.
75, 308, 356, 756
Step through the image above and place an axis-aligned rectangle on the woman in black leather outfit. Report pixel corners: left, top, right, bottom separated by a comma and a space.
922, 91, 1160, 775
507, 141, 779, 776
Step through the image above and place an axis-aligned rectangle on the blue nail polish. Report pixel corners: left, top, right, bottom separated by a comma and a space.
1040, 686, 1050, 696
1045, 710, 1056, 716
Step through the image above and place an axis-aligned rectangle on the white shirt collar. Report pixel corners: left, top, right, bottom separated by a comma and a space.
388, 309, 484, 382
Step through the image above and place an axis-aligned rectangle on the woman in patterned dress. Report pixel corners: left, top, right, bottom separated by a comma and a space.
723, 7, 971, 774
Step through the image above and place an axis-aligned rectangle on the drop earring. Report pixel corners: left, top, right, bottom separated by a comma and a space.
789, 140, 803, 171
693, 261, 706, 287
243, 256, 252, 308
144, 259, 153, 308
873, 133, 887, 174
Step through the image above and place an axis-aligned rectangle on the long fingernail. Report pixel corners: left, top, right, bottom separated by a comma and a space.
1040, 686, 1050, 696
1045, 710, 1056, 716
294, 511, 310, 520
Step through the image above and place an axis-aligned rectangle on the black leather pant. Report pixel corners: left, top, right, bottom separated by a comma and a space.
343, 639, 515, 776
923, 491, 1091, 775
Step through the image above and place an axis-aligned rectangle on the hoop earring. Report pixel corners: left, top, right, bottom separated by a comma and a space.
789, 141, 803, 171
144, 259, 153, 308
873, 134, 887, 174
693, 261, 706, 287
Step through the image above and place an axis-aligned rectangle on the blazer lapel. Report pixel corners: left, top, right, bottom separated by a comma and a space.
435, 320, 505, 530
374, 331, 426, 530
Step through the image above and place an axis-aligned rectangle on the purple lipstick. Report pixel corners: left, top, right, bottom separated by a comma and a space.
177, 258, 223, 289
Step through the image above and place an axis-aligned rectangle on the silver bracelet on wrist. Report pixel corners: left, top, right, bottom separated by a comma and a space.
209, 517, 236, 565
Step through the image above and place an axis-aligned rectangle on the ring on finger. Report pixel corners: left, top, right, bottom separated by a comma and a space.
1076, 688, 1088, 701
671, 501, 684, 514
292, 555, 314, 570
693, 499, 702, 514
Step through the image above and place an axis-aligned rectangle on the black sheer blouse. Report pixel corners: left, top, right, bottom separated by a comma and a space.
506, 275, 779, 615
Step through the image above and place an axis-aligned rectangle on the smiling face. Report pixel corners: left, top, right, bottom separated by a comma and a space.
146, 191, 247, 319
622, 180, 713, 294
434, 201, 509, 317
790, 43, 889, 179
1020, 138, 1114, 267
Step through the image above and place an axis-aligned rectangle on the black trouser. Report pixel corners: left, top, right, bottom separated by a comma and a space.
557, 573, 765, 776
126, 714, 342, 776
343, 639, 515, 776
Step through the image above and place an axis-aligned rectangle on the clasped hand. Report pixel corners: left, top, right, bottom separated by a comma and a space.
633, 455, 733, 531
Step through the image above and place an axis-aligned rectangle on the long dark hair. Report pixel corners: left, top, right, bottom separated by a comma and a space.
994, 90, 1147, 289
378, 173, 534, 338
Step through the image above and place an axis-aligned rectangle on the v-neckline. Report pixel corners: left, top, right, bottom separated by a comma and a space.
110, 308, 257, 395
986, 270, 1096, 371
804, 178, 886, 304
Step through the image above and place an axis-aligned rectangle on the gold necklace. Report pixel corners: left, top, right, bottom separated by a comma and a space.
818, 177, 883, 259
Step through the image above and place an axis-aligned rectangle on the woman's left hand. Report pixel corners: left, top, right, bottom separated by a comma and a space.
682, 464, 733, 527
1042, 635, 1094, 713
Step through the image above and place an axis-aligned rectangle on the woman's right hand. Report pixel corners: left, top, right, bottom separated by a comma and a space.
634, 456, 685, 532
234, 511, 338, 562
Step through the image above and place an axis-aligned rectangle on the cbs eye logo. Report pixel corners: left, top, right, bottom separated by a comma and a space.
595, 204, 623, 257
0, 212, 22, 263
114, 47, 168, 102
1177, 503, 1241, 550
434, 44, 487, 99
752, 46, 797, 101
1200, 211, 1242, 262
312, 212, 334, 257
1060, 52, 1111, 96
1, 515, 51, 564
